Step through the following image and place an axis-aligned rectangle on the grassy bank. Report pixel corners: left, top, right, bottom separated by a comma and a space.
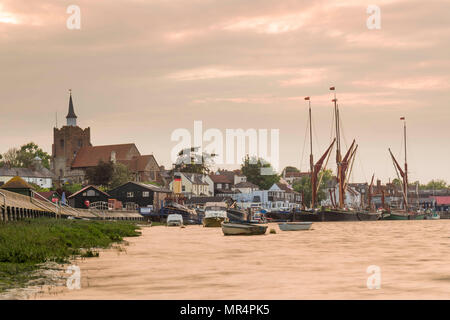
0, 219, 141, 293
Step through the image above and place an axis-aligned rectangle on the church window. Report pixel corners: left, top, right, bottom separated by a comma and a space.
78, 139, 82, 147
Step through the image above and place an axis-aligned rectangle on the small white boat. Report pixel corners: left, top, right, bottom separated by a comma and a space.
431, 212, 440, 220
167, 214, 183, 226
222, 222, 267, 236
278, 222, 312, 231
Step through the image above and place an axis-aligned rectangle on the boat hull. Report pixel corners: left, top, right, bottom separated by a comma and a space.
318, 209, 359, 221
278, 222, 312, 231
439, 211, 450, 219
381, 212, 425, 220
356, 211, 381, 221
267, 211, 293, 222
203, 217, 227, 227
222, 222, 268, 236
292, 211, 322, 222
293, 209, 364, 222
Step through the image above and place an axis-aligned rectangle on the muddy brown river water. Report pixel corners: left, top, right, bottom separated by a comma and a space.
35, 220, 450, 300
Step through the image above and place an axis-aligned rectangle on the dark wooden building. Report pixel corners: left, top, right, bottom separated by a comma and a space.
0, 176, 34, 197
68, 185, 111, 209
108, 182, 171, 210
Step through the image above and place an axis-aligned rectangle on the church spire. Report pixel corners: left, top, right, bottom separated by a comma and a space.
66, 89, 77, 126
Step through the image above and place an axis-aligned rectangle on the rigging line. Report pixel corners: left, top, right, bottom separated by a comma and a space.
355, 151, 368, 184
329, 103, 335, 144
311, 113, 321, 156
338, 105, 349, 151
299, 115, 310, 172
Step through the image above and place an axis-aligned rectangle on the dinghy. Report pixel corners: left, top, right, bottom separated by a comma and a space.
278, 222, 312, 231
221, 222, 267, 236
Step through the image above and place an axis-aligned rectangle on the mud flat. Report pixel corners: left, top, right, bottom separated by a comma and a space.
34, 221, 450, 300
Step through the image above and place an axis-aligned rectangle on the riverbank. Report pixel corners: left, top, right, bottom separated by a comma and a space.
34, 220, 450, 300
0, 219, 142, 297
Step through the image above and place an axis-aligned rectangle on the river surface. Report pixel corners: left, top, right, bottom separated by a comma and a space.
35, 220, 450, 300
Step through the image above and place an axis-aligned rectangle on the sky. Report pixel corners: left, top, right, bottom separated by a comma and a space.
0, 0, 449, 184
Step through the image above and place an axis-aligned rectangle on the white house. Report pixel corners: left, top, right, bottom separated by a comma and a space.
0, 158, 55, 189
232, 181, 259, 194
169, 172, 214, 197
321, 185, 362, 208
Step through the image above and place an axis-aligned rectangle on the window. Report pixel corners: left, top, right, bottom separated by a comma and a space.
182, 186, 186, 192
143, 191, 150, 198
217, 183, 222, 189
87, 190, 97, 197
60, 139, 64, 148
78, 139, 83, 147
127, 192, 134, 198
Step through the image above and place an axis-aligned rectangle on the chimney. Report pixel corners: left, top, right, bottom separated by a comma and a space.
110, 151, 116, 164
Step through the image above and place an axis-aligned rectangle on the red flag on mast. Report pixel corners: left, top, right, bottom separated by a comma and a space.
330, 86, 335, 90
304, 97, 310, 100
400, 117, 405, 120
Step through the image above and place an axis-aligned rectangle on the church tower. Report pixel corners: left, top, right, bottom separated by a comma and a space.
52, 90, 92, 183
66, 90, 77, 126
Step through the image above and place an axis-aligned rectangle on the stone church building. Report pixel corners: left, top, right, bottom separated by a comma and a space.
51, 92, 163, 185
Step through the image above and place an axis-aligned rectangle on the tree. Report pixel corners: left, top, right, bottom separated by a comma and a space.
17, 142, 51, 169
173, 147, 217, 175
241, 155, 280, 190
109, 163, 132, 189
0, 143, 51, 169
29, 183, 50, 192
293, 169, 333, 207
1, 148, 20, 167
424, 179, 447, 190
283, 166, 300, 174
85, 160, 114, 186
392, 178, 402, 187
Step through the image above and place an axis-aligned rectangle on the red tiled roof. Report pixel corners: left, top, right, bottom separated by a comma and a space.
433, 196, 450, 205
116, 155, 158, 173
72, 144, 139, 168
210, 174, 234, 184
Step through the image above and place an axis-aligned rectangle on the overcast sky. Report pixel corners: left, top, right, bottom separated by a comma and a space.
1, 0, 449, 184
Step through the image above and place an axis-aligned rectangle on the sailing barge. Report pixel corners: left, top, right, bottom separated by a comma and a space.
294, 88, 365, 222
381, 117, 424, 220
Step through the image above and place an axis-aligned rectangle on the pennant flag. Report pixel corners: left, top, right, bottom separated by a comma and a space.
330, 86, 335, 90
400, 117, 405, 120
304, 97, 310, 100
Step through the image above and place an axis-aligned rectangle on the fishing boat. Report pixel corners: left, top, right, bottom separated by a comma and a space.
221, 222, 268, 236
278, 222, 312, 231
203, 202, 229, 227
226, 202, 248, 222
381, 117, 425, 220
161, 201, 199, 224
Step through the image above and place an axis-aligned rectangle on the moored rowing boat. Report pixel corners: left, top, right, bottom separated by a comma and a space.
221, 222, 267, 236
278, 222, 312, 231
